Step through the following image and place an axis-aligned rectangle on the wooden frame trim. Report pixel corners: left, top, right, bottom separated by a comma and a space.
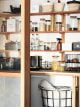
21, 0, 30, 107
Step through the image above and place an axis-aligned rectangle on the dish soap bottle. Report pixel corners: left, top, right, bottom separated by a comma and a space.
57, 38, 62, 51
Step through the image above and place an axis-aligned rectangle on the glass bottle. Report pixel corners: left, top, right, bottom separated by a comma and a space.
57, 38, 62, 51
1, 20, 7, 32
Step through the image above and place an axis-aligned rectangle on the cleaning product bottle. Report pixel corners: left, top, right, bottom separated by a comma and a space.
57, 38, 62, 50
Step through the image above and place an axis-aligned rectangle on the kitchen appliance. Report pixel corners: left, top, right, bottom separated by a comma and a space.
67, 0, 80, 11
72, 42, 80, 50
5, 41, 21, 50
30, 56, 42, 70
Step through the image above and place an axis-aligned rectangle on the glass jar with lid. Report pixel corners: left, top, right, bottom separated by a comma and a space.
39, 18, 46, 32
69, 16, 78, 31
32, 22, 38, 32
55, 22, 62, 31
45, 20, 51, 32
77, 18, 80, 31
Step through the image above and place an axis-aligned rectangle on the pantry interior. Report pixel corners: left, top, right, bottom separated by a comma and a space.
30, 0, 80, 107
0, 0, 80, 107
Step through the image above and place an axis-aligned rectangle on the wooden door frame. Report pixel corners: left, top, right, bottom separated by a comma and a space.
21, 0, 30, 107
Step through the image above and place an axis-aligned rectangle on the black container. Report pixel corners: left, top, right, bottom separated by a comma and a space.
30, 56, 42, 70
10, 5, 21, 14
72, 42, 80, 50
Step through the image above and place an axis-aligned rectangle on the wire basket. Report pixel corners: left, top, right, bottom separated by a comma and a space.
38, 84, 72, 107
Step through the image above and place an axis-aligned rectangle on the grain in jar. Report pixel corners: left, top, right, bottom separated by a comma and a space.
39, 18, 46, 32
55, 22, 62, 31
50, 15, 54, 31
45, 20, 51, 32
78, 18, 80, 31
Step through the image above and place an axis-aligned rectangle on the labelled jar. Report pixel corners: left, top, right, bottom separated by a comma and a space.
78, 18, 80, 31
50, 15, 54, 31
69, 16, 78, 31
55, 22, 62, 31
32, 22, 38, 32
45, 20, 51, 32
39, 18, 46, 32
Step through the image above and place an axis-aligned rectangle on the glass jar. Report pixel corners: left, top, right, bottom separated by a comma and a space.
78, 18, 80, 31
32, 22, 38, 32
55, 22, 62, 31
45, 20, 51, 32
51, 56, 60, 71
39, 18, 46, 32
69, 16, 78, 31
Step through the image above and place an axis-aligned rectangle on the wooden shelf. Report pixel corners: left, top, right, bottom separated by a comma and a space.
0, 12, 21, 17
30, 50, 80, 53
31, 50, 62, 52
0, 49, 21, 53
30, 30, 80, 34
30, 11, 80, 16
0, 70, 20, 77
0, 32, 20, 35
30, 71, 80, 77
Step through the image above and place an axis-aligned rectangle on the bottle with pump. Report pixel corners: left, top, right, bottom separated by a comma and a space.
57, 38, 62, 51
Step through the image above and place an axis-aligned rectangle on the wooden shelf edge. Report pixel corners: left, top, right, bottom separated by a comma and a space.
30, 50, 80, 52
0, 49, 21, 53
0, 32, 21, 35
30, 11, 80, 16
30, 31, 80, 34
0, 70, 20, 77
30, 71, 80, 77
0, 12, 21, 17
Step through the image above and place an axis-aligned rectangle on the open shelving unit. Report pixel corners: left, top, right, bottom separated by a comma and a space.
30, 10, 80, 74
0, 12, 21, 77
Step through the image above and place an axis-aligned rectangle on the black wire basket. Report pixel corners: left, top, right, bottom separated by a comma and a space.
38, 84, 72, 107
